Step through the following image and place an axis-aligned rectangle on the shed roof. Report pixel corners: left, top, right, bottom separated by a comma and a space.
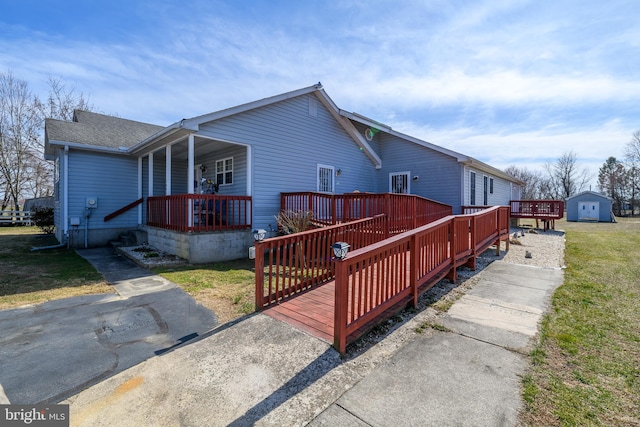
566, 191, 612, 201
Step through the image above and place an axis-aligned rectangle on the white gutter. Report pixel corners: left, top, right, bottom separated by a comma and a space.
48, 139, 130, 155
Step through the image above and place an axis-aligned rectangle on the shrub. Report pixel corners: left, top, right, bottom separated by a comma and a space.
31, 207, 55, 234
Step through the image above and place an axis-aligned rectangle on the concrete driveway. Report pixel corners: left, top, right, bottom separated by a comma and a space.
0, 247, 217, 404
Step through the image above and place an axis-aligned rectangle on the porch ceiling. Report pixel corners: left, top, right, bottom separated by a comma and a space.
147, 136, 238, 161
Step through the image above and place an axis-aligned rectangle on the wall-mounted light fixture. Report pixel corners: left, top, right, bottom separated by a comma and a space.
200, 165, 207, 173
253, 229, 267, 242
413, 175, 419, 181
336, 169, 342, 176
332, 242, 350, 260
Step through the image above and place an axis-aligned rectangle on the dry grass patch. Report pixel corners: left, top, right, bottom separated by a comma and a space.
0, 226, 113, 309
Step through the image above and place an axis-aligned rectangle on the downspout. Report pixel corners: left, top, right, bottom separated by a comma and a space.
33, 146, 69, 251
63, 145, 69, 243
31, 241, 67, 251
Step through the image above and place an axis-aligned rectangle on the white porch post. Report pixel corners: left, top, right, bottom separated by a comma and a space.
148, 152, 154, 197
246, 145, 252, 196
188, 135, 195, 194
188, 134, 195, 227
165, 145, 172, 195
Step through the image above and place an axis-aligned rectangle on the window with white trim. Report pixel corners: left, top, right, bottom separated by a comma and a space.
483, 175, 489, 205
216, 157, 233, 185
470, 171, 476, 205
317, 164, 335, 193
390, 171, 410, 194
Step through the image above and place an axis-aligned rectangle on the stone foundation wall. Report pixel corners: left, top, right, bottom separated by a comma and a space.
144, 227, 253, 263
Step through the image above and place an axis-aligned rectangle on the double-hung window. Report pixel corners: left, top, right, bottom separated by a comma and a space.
216, 157, 233, 186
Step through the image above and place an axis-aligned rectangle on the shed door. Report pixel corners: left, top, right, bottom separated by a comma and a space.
578, 201, 599, 221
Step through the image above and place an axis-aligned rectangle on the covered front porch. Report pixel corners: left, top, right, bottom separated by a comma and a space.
132, 130, 254, 263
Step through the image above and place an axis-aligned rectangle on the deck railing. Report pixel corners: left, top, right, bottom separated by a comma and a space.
510, 200, 564, 219
281, 192, 452, 232
333, 205, 510, 353
146, 194, 252, 232
255, 215, 389, 308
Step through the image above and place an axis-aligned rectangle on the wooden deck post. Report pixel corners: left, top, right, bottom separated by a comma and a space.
466, 216, 477, 270
334, 258, 348, 354
255, 241, 265, 311
447, 218, 457, 283
410, 234, 418, 307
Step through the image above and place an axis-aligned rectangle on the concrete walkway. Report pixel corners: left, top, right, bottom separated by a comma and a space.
62, 260, 563, 426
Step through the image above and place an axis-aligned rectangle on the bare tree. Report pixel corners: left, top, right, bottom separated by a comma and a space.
624, 130, 640, 215
0, 71, 94, 209
504, 165, 547, 199
544, 151, 591, 199
597, 157, 627, 215
42, 75, 93, 121
0, 71, 42, 210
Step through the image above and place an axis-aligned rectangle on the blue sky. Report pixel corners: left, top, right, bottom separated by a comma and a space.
2, 0, 639, 188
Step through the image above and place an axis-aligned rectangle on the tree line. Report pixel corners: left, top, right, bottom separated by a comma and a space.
0, 70, 93, 210
505, 138, 640, 216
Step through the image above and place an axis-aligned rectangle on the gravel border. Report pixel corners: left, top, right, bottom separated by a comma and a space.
117, 245, 188, 269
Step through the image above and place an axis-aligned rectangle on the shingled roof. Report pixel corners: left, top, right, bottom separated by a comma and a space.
45, 110, 164, 155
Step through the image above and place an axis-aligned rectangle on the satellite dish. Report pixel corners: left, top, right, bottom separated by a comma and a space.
364, 128, 374, 141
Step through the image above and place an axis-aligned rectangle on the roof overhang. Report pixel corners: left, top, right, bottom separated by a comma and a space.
461, 158, 524, 185
315, 91, 383, 169
45, 139, 131, 156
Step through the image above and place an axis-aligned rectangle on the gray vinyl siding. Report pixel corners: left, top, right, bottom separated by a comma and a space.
197, 145, 247, 196
488, 175, 512, 206
465, 167, 513, 207
67, 151, 139, 230
377, 133, 462, 213
198, 95, 377, 229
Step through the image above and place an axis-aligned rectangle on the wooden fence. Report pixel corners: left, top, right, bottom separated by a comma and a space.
147, 194, 252, 232
333, 206, 511, 352
0, 210, 33, 226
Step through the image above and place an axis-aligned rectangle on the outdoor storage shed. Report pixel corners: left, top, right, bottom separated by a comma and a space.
566, 191, 613, 222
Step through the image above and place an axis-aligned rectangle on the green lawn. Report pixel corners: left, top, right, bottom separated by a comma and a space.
520, 218, 640, 426
0, 226, 113, 309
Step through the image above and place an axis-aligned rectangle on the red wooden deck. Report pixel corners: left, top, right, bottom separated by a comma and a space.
263, 281, 336, 343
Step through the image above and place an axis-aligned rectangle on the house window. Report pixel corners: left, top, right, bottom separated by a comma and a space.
390, 172, 410, 194
216, 157, 233, 185
317, 164, 335, 193
483, 175, 488, 205
470, 171, 476, 205
490, 178, 494, 194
